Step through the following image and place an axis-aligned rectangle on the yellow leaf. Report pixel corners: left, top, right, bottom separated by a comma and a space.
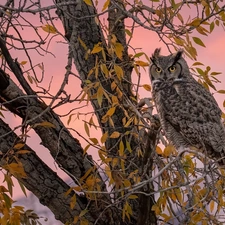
86, 176, 95, 187
91, 43, 103, 54
78, 37, 88, 50
218, 90, 225, 94
83, 0, 92, 6
192, 37, 206, 47
196, 26, 209, 36
177, 13, 184, 23
128, 195, 138, 199
114, 65, 124, 80
80, 167, 93, 183
33, 121, 56, 128
135, 60, 149, 67
73, 186, 82, 192
83, 144, 90, 155
14, 143, 25, 149
41, 24, 57, 34
189, 18, 201, 27
74, 216, 79, 224
70, 194, 76, 209
114, 42, 124, 59
89, 138, 98, 144
110, 82, 116, 92
20, 61, 27, 65
102, 0, 110, 11
142, 84, 151, 91
100, 63, 109, 77
123, 179, 131, 187
126, 141, 132, 153
151, 204, 160, 215
84, 122, 90, 137
101, 131, 108, 143
112, 95, 118, 106
192, 212, 204, 223
124, 117, 134, 128
210, 200, 215, 212
79, 209, 89, 217
163, 145, 174, 157
106, 107, 116, 116
80, 219, 89, 225
97, 86, 103, 107
110, 131, 120, 138
112, 158, 118, 168
4, 162, 26, 178
16, 150, 31, 154
173, 37, 184, 46
119, 140, 124, 156
156, 146, 163, 155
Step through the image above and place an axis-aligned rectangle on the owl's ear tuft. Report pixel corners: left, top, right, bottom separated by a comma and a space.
150, 48, 161, 64
173, 49, 184, 63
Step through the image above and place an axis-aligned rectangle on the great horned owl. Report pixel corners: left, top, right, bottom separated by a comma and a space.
149, 48, 225, 165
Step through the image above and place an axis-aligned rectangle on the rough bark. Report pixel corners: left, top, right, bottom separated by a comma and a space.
0, 118, 94, 224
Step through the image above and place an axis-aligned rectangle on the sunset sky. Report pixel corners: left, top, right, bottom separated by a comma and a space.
1, 1, 225, 203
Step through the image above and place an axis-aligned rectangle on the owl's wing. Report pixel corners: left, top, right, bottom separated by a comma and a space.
165, 79, 225, 153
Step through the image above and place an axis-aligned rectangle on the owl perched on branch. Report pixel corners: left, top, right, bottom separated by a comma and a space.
149, 48, 225, 165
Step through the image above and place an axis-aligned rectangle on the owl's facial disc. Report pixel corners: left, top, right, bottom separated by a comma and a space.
150, 62, 183, 84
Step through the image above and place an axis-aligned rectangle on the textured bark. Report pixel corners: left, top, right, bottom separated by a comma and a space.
0, 119, 94, 224
55, 0, 157, 224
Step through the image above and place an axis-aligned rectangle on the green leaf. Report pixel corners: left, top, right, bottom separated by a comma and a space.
192, 37, 206, 47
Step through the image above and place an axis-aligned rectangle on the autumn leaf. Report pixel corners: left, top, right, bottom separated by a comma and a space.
114, 64, 124, 80
84, 122, 90, 137
142, 84, 151, 91
135, 60, 149, 67
102, 0, 110, 11
14, 143, 25, 150
192, 37, 206, 47
110, 131, 120, 138
42, 24, 57, 34
91, 43, 103, 54
83, 0, 92, 6
114, 42, 124, 59
20, 61, 27, 65
33, 121, 56, 128
97, 86, 103, 107
70, 194, 76, 209
101, 131, 108, 143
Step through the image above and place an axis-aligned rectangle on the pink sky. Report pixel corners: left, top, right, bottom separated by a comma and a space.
1, 2, 225, 202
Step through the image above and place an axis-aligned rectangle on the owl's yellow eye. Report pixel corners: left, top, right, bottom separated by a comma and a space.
169, 66, 176, 72
155, 67, 161, 73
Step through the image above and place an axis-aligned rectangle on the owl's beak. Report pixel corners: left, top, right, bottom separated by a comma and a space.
163, 73, 167, 80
